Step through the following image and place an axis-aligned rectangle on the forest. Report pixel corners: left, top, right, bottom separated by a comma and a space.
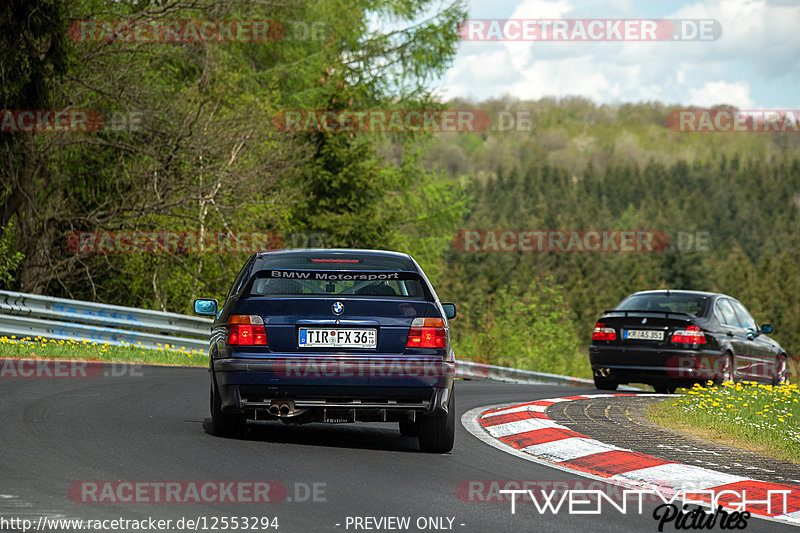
3, 0, 800, 378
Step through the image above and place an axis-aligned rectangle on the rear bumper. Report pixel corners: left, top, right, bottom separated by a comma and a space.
589, 345, 726, 384
212, 356, 455, 416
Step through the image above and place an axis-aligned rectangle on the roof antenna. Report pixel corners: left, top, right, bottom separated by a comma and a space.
666, 288, 670, 297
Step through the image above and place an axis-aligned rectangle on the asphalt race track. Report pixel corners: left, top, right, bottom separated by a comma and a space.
0, 363, 794, 532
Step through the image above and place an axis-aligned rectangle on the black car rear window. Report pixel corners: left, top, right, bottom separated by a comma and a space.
616, 293, 708, 316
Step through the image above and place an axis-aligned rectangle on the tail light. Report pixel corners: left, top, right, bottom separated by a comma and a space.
228, 315, 268, 346
671, 325, 706, 345
592, 322, 616, 341
407, 317, 447, 348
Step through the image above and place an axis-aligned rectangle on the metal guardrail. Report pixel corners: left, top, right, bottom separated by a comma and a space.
0, 291, 599, 387
0, 291, 211, 353
455, 359, 595, 387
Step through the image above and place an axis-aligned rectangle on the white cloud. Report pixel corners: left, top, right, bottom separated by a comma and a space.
440, 0, 800, 107
509, 0, 572, 18
669, 0, 800, 76
504, 0, 572, 70
688, 81, 754, 107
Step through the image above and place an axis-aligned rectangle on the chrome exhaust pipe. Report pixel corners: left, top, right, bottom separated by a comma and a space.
267, 400, 304, 418
594, 368, 610, 378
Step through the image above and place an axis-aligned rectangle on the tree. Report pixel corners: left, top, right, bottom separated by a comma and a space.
1, 0, 468, 313
1, 0, 70, 287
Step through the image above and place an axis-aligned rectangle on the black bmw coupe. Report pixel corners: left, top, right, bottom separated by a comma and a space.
589, 290, 788, 393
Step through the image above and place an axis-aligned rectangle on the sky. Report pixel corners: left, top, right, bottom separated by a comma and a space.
438, 0, 800, 108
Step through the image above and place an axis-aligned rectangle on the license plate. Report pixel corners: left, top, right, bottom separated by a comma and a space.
624, 329, 664, 341
298, 328, 377, 348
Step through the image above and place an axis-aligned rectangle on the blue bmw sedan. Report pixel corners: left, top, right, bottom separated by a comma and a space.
194, 249, 457, 452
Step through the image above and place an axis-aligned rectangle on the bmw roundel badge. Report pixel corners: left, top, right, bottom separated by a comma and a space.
642, 318, 648, 324
332, 301, 344, 315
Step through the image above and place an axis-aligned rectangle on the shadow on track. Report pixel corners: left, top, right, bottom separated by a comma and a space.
201, 417, 423, 453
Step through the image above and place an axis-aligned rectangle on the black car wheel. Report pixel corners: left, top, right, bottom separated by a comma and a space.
773, 354, 788, 386
714, 353, 734, 385
210, 379, 246, 438
593, 376, 618, 391
399, 419, 419, 437
418, 389, 455, 453
653, 383, 676, 394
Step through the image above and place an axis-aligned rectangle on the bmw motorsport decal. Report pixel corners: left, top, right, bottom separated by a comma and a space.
263, 270, 420, 281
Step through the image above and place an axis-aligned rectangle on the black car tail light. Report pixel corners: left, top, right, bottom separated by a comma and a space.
671, 325, 706, 345
407, 317, 446, 348
592, 322, 616, 341
228, 315, 268, 346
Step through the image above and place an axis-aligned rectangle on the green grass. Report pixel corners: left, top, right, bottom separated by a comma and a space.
649, 381, 800, 463
0, 336, 207, 367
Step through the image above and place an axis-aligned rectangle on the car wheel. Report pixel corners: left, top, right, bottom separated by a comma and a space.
653, 383, 676, 394
399, 419, 419, 437
773, 354, 788, 386
418, 389, 455, 453
210, 380, 245, 438
714, 354, 734, 385
593, 376, 618, 391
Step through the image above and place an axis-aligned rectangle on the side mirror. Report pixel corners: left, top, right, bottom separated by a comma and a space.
442, 302, 457, 320
194, 298, 218, 316
761, 324, 773, 334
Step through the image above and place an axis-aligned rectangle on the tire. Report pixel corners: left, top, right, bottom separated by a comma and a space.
399, 419, 419, 437
773, 354, 788, 386
593, 376, 618, 391
210, 380, 246, 438
714, 353, 734, 385
418, 389, 455, 453
653, 383, 676, 394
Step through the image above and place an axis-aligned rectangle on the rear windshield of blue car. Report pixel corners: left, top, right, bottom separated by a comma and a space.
249, 253, 427, 298
616, 293, 708, 316
256, 252, 417, 271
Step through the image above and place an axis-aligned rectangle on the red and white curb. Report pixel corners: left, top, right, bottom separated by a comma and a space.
461, 393, 800, 526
